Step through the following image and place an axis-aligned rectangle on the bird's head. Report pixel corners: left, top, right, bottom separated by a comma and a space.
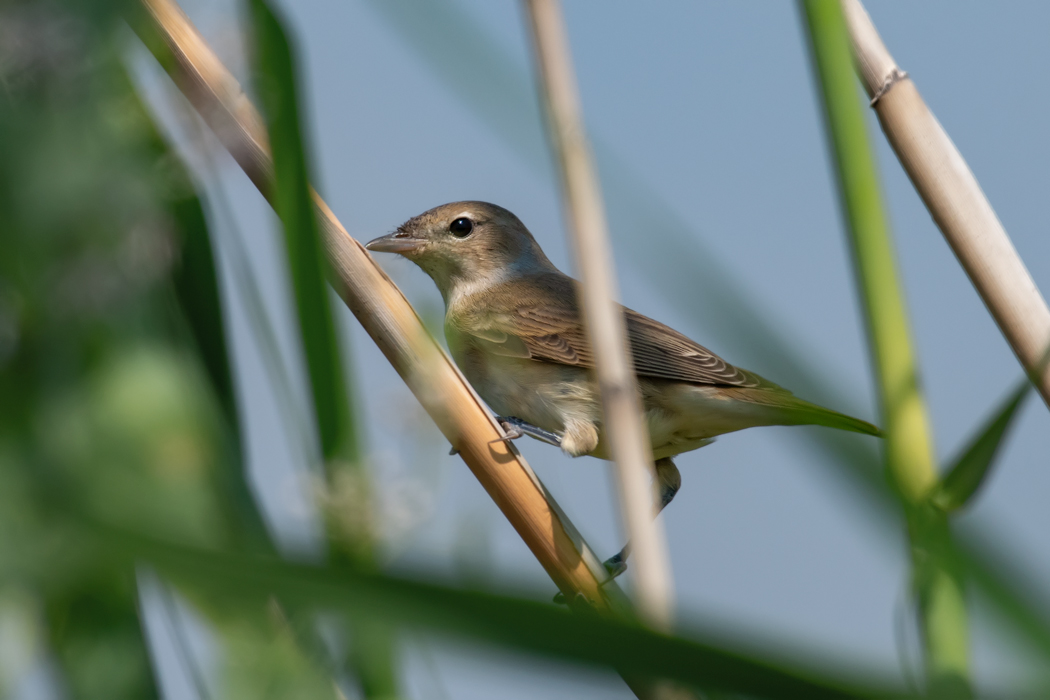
366, 201, 555, 303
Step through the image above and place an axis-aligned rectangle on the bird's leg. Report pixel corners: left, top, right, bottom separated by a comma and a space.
452, 416, 562, 455
488, 415, 563, 448
602, 457, 681, 580
553, 457, 679, 603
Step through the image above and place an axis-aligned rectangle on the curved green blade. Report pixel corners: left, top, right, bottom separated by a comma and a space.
108, 527, 913, 700
931, 380, 1030, 513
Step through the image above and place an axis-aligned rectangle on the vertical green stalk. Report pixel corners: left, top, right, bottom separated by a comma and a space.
799, 1, 969, 696
248, 1, 398, 697
248, 0, 359, 472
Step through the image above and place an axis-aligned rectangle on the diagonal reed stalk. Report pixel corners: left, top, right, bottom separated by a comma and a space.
840, 0, 1050, 411
130, 0, 630, 623
522, 0, 674, 632
800, 1, 970, 696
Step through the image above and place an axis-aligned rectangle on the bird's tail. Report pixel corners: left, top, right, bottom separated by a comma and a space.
784, 398, 882, 437
712, 386, 883, 437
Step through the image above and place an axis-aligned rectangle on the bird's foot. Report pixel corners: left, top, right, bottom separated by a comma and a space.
453, 417, 562, 455
490, 416, 563, 448
551, 551, 627, 605
488, 421, 524, 446
602, 551, 628, 581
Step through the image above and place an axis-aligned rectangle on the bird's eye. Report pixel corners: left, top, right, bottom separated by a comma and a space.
449, 217, 474, 237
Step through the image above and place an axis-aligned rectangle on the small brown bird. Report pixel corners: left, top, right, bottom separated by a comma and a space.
367, 201, 879, 573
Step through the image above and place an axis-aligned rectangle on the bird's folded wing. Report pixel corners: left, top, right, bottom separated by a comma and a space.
456, 276, 766, 388
622, 310, 764, 387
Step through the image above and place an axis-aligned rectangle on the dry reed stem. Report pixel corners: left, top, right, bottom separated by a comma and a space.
137, 0, 624, 613
523, 0, 674, 631
841, 0, 1050, 409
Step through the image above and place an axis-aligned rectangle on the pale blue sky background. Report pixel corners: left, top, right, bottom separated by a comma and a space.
129, 2, 1050, 698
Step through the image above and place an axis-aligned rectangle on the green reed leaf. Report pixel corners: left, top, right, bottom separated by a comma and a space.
931, 380, 1030, 513
248, 0, 358, 465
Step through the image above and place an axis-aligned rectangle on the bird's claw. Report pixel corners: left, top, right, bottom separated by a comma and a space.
456, 417, 562, 453
552, 554, 627, 604
488, 420, 525, 446
552, 590, 593, 607
602, 552, 628, 581
493, 416, 563, 448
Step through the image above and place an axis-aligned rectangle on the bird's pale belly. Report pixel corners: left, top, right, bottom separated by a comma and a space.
458, 349, 779, 460
463, 353, 601, 442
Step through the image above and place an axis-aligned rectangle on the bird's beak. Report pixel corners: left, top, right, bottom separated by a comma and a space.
365, 231, 426, 254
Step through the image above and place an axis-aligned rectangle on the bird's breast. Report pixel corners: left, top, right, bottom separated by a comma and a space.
447, 334, 599, 436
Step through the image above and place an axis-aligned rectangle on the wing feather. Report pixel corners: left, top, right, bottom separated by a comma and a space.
452, 274, 770, 389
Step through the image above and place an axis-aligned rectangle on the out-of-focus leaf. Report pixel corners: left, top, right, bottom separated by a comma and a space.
204, 164, 316, 460
114, 72, 360, 700
40, 344, 233, 547
45, 570, 158, 700
103, 528, 909, 700
168, 192, 238, 435
204, 597, 343, 700
247, 0, 358, 467
930, 380, 1030, 513
245, 5, 396, 698
0, 4, 196, 696
77, 62, 277, 557
168, 189, 276, 552
958, 534, 1050, 660
161, 139, 276, 554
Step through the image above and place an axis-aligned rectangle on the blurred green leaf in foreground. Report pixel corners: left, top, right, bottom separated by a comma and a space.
0, 1, 204, 695
0, 1, 331, 696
